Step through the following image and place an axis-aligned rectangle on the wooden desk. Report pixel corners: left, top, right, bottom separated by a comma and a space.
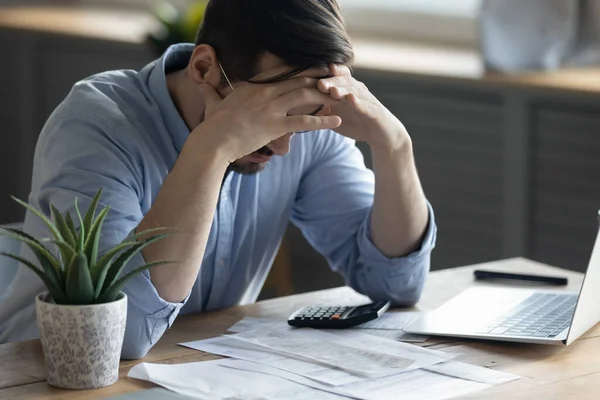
0, 257, 598, 399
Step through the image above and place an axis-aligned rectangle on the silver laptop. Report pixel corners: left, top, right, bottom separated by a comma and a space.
404, 227, 600, 345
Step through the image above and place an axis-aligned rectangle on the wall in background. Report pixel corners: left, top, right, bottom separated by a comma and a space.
2, 27, 600, 298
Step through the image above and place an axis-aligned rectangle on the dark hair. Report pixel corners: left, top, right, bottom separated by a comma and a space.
195, 0, 354, 84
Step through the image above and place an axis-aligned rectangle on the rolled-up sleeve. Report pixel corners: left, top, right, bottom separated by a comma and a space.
119, 231, 190, 360
353, 202, 437, 306
291, 130, 437, 307
23, 116, 188, 359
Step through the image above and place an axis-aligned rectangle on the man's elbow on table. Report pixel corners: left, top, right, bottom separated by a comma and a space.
119, 321, 156, 360
356, 252, 431, 309
389, 274, 427, 308
118, 305, 168, 360
121, 342, 152, 361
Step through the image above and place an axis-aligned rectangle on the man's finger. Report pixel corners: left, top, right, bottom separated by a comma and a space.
330, 86, 351, 100
199, 83, 223, 117
317, 76, 352, 93
285, 115, 342, 132
261, 77, 320, 98
276, 89, 339, 113
316, 104, 332, 116
330, 64, 352, 77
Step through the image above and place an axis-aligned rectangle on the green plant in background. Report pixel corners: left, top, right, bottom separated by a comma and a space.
148, 0, 208, 56
0, 189, 175, 305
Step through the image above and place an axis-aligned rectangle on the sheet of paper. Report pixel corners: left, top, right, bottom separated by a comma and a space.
354, 311, 420, 330
229, 315, 427, 343
225, 317, 454, 377
127, 359, 349, 400
423, 361, 520, 385
336, 368, 491, 400
323, 329, 454, 369
225, 359, 495, 400
227, 317, 288, 333
347, 328, 428, 343
227, 317, 451, 366
180, 336, 366, 386
231, 332, 414, 377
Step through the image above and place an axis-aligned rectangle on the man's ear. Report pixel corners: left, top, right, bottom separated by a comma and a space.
188, 44, 221, 88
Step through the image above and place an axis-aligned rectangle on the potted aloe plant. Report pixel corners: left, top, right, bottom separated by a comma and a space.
0, 189, 174, 389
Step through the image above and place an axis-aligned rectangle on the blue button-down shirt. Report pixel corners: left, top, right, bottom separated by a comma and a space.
0, 44, 436, 358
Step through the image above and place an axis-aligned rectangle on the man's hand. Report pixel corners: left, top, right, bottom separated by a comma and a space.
317, 64, 409, 151
317, 65, 429, 259
197, 79, 341, 162
138, 76, 341, 304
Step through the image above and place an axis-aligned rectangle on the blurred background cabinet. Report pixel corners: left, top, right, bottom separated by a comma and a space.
2, 9, 600, 298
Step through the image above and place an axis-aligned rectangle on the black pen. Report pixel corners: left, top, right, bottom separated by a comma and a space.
474, 270, 568, 286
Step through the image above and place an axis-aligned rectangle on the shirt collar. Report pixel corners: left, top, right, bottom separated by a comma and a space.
147, 43, 196, 153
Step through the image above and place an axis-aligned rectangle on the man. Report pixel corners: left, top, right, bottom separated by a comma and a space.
0, 0, 436, 359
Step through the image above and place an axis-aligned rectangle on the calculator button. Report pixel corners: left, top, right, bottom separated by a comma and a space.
331, 315, 341, 319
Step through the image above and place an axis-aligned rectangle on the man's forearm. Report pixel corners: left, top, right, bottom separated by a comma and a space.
370, 140, 429, 258
137, 134, 230, 303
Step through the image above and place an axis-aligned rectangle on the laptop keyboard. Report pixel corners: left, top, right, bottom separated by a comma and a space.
476, 293, 577, 338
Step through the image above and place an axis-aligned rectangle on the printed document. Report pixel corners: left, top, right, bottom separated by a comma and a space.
224, 359, 517, 400
128, 359, 348, 400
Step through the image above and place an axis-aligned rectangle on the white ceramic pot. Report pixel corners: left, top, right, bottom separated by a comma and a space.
35, 292, 128, 389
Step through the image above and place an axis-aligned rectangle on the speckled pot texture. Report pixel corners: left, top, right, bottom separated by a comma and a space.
35, 292, 127, 389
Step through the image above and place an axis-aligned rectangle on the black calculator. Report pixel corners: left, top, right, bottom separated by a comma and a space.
287, 301, 391, 329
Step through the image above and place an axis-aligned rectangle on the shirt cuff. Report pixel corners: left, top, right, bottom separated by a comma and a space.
120, 230, 190, 335
357, 201, 437, 271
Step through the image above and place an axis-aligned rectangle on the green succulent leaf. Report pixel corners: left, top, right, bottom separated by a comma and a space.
65, 252, 95, 305
100, 232, 175, 295
83, 189, 103, 242
36, 251, 64, 292
65, 212, 77, 237
51, 205, 76, 252
96, 260, 175, 304
11, 196, 62, 241
6, 188, 175, 305
92, 240, 137, 293
0, 227, 63, 285
74, 198, 86, 253
46, 239, 76, 267
130, 227, 174, 241
0, 252, 67, 304
83, 206, 110, 268
50, 207, 74, 268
